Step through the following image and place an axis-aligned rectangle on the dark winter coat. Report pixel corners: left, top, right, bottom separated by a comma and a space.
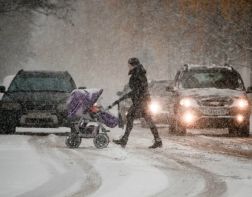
119, 64, 150, 109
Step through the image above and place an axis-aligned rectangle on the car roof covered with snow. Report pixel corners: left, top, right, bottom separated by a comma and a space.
182, 64, 234, 71
16, 69, 72, 77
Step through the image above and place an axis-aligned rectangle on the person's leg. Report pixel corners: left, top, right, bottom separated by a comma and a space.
143, 111, 162, 148
113, 106, 136, 147
122, 107, 135, 140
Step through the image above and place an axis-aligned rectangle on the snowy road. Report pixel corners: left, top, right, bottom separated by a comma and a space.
0, 126, 252, 197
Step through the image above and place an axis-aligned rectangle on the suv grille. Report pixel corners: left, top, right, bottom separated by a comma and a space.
24, 102, 55, 111
199, 97, 232, 107
26, 118, 54, 124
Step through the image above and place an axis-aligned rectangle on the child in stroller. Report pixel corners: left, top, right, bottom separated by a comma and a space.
65, 88, 121, 149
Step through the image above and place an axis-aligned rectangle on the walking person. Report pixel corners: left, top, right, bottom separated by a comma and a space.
110, 57, 162, 148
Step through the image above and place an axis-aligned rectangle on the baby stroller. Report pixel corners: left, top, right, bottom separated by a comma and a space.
65, 88, 122, 149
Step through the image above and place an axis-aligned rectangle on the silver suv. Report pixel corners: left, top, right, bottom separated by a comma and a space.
166, 64, 252, 137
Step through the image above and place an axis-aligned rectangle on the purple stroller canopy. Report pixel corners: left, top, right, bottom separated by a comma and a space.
67, 89, 103, 118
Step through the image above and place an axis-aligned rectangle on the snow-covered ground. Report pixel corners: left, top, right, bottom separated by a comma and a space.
0, 125, 252, 197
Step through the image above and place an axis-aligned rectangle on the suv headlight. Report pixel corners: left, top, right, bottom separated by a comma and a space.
149, 101, 161, 114
233, 98, 249, 110
1, 102, 21, 110
179, 98, 198, 107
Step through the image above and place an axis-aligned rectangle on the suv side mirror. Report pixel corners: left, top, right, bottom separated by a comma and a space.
0, 86, 6, 93
246, 86, 252, 93
117, 91, 123, 96
78, 86, 86, 89
166, 86, 174, 92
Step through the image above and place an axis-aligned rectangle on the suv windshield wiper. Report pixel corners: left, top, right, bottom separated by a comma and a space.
8, 90, 68, 93
33, 90, 68, 93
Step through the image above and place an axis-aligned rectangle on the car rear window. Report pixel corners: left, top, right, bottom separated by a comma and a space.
8, 75, 75, 92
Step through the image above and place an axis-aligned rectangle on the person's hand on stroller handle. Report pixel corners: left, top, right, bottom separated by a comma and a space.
108, 100, 120, 109
112, 100, 120, 106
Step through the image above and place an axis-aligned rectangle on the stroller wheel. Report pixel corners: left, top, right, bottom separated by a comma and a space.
65, 133, 82, 148
93, 133, 109, 149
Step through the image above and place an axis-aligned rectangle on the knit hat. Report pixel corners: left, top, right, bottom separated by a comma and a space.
128, 57, 140, 66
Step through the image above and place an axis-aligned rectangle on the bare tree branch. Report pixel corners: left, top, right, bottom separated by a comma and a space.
0, 0, 76, 24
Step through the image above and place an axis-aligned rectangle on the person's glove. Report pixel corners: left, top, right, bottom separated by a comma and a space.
107, 100, 120, 110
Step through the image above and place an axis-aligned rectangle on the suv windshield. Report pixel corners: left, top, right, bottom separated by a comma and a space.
180, 69, 244, 90
8, 75, 75, 92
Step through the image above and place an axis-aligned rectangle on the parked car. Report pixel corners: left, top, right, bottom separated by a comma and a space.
166, 64, 252, 137
0, 70, 78, 134
117, 80, 173, 126
140, 80, 173, 127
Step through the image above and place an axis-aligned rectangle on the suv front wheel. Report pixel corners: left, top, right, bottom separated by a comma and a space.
0, 124, 16, 134
228, 122, 250, 137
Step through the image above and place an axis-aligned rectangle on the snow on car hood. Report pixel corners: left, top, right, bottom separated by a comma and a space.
178, 88, 246, 99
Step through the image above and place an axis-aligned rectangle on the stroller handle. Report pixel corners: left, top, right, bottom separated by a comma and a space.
105, 103, 120, 111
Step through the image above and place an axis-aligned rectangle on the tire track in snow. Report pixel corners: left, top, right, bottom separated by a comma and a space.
41, 135, 103, 196
24, 135, 102, 197
61, 149, 102, 197
166, 135, 252, 158
130, 149, 227, 197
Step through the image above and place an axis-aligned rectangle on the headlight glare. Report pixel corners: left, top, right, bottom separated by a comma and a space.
149, 101, 161, 114
179, 98, 197, 107
236, 114, 245, 123
182, 111, 196, 124
233, 98, 249, 109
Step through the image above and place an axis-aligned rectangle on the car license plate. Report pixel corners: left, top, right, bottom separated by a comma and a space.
201, 108, 228, 116
27, 112, 51, 118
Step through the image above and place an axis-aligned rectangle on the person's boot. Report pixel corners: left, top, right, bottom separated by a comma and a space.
113, 137, 127, 148
149, 138, 162, 149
